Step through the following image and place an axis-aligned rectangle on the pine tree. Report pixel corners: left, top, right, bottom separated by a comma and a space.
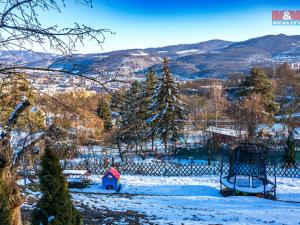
110, 90, 124, 113
96, 97, 113, 132
32, 146, 82, 225
283, 134, 296, 165
148, 58, 186, 153
0, 182, 11, 225
144, 68, 158, 152
238, 67, 279, 137
120, 81, 145, 153
144, 68, 157, 104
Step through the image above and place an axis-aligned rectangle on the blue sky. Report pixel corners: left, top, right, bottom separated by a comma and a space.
44, 0, 300, 53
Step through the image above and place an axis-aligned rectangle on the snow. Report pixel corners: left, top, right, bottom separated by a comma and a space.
7, 99, 28, 124
0, 107, 44, 165
11, 130, 44, 164
48, 215, 55, 222
255, 123, 300, 140
176, 49, 200, 54
221, 177, 274, 193
146, 113, 159, 124
294, 127, 300, 140
130, 51, 149, 56
67, 175, 300, 225
63, 170, 88, 175
21, 174, 300, 224
17, 178, 32, 186
256, 123, 288, 136
206, 126, 247, 138
275, 112, 300, 120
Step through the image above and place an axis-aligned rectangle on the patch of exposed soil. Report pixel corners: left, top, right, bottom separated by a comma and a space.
21, 197, 152, 225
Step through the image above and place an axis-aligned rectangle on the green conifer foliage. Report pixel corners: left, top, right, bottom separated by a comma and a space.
120, 80, 145, 150
110, 90, 124, 113
239, 67, 279, 125
96, 97, 113, 132
32, 146, 82, 225
144, 68, 158, 152
283, 134, 296, 165
150, 58, 186, 153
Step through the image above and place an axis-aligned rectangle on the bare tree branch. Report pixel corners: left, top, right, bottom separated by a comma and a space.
0, 0, 113, 54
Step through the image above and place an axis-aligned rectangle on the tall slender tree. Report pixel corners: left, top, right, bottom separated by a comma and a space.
144, 68, 158, 152
120, 81, 146, 153
148, 58, 186, 153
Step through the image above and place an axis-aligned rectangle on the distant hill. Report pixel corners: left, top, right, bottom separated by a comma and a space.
1, 34, 300, 79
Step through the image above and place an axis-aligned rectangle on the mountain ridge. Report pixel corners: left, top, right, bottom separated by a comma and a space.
0, 34, 299, 79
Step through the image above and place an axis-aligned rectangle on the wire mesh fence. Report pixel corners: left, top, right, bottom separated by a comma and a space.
64, 158, 300, 178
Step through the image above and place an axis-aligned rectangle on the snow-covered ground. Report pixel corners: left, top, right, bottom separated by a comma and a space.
64, 175, 300, 224
21, 175, 300, 224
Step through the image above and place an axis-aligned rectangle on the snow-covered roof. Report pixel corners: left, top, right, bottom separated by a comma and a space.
206, 126, 246, 138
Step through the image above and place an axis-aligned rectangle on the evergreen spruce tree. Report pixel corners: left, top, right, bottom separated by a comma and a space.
32, 146, 82, 225
0, 182, 11, 225
120, 80, 146, 153
110, 90, 124, 113
144, 68, 158, 152
144, 68, 157, 104
239, 67, 279, 125
283, 134, 296, 165
96, 97, 113, 132
149, 58, 186, 153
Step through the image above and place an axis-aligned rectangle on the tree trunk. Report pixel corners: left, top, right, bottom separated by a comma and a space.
140, 143, 143, 153
0, 168, 24, 225
164, 142, 167, 155
173, 141, 177, 156
151, 135, 154, 153
135, 144, 138, 155
117, 142, 124, 162
208, 149, 211, 166
11, 206, 22, 225
0, 99, 30, 225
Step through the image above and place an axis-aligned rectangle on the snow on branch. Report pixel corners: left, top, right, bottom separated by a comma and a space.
5, 99, 30, 133
12, 130, 45, 165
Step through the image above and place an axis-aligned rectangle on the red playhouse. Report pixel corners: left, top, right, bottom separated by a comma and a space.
102, 167, 121, 191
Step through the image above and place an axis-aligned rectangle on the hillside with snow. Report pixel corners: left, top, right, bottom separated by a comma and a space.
2, 34, 300, 80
